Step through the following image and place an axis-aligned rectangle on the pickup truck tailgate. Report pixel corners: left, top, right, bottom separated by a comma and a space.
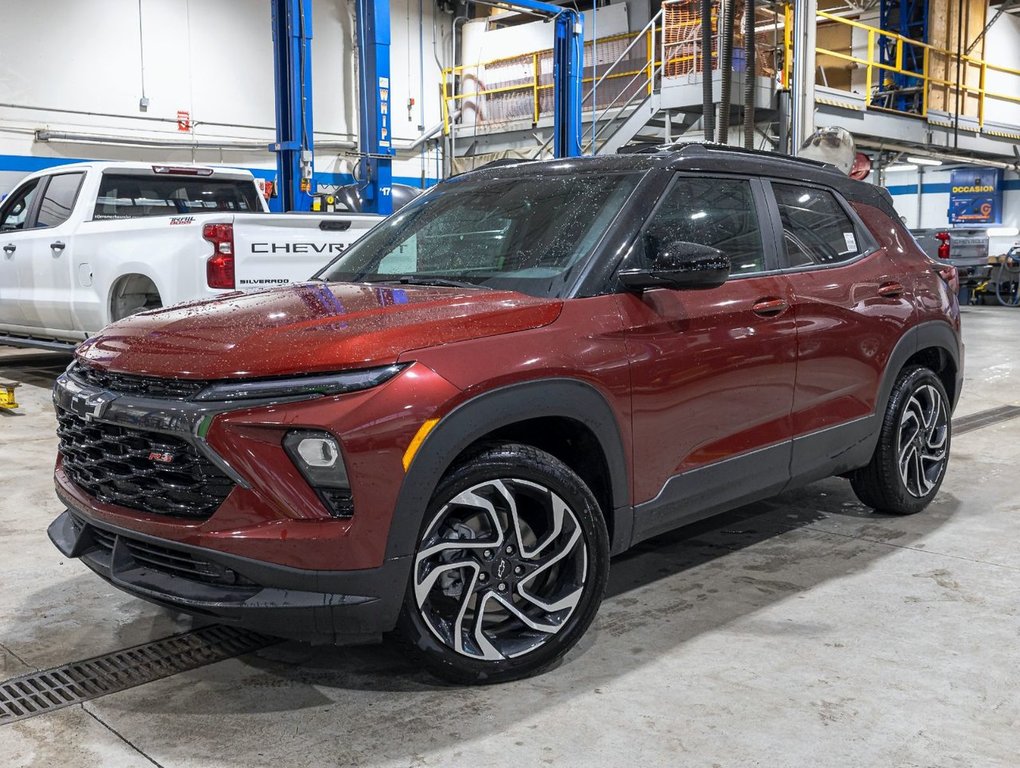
232, 213, 381, 289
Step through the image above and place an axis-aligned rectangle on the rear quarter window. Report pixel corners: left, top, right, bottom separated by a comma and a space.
772, 183, 864, 267
93, 173, 260, 220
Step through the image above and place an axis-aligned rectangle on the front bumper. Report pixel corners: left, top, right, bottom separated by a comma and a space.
49, 505, 410, 644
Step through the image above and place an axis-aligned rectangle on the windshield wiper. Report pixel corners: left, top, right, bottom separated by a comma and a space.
368, 276, 495, 290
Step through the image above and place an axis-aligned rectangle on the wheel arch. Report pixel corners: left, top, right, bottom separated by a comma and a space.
108, 272, 162, 321
835, 320, 962, 473
887, 321, 962, 411
387, 379, 632, 560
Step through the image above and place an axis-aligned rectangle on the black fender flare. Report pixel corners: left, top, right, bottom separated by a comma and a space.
879, 320, 962, 413
384, 378, 632, 561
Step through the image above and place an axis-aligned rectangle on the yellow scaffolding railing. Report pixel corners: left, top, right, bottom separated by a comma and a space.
439, 9, 716, 137
441, 30, 656, 135
806, 9, 1020, 129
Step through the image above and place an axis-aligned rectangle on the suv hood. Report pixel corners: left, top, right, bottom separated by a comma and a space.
76, 282, 562, 379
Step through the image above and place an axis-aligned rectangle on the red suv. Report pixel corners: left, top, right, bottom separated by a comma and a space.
49, 145, 962, 683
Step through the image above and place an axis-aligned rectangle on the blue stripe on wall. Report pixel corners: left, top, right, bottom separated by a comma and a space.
886, 179, 1020, 196
0, 154, 437, 189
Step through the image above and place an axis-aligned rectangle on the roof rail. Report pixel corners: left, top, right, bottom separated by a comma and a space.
668, 142, 842, 173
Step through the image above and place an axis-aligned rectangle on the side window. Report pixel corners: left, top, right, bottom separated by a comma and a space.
36, 173, 85, 228
640, 176, 767, 275
772, 183, 863, 267
0, 180, 41, 232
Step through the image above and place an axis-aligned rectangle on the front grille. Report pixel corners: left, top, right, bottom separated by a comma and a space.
56, 408, 233, 518
69, 363, 208, 400
71, 515, 255, 587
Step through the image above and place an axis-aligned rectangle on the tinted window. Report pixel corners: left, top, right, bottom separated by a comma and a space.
319, 172, 642, 298
772, 183, 862, 267
93, 174, 260, 219
36, 173, 85, 228
0, 180, 41, 231
640, 176, 766, 275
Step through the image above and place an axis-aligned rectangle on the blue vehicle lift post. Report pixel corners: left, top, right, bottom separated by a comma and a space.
356, 0, 394, 215
353, 0, 583, 214
270, 0, 315, 212
270, 0, 583, 214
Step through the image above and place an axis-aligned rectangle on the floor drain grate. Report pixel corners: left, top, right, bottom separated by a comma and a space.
952, 405, 1020, 436
0, 625, 276, 725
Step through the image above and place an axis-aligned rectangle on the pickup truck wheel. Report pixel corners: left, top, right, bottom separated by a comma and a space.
850, 366, 951, 515
111, 276, 161, 321
397, 443, 609, 684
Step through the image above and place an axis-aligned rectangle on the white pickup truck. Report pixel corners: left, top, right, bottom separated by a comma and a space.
0, 161, 380, 349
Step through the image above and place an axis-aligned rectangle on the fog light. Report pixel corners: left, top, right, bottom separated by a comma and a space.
297, 436, 339, 468
283, 430, 352, 517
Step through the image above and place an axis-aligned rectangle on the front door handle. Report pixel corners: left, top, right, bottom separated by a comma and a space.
2, 243, 15, 255
51, 241, 66, 252
751, 297, 790, 317
878, 281, 904, 298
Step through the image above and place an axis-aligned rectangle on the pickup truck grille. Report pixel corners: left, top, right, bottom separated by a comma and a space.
56, 407, 233, 518
70, 363, 208, 400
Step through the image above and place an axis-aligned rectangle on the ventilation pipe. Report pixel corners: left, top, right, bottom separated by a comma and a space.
743, 0, 755, 148
717, 0, 736, 144
701, 0, 715, 142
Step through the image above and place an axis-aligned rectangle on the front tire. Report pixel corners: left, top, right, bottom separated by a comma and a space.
397, 443, 609, 684
850, 366, 951, 515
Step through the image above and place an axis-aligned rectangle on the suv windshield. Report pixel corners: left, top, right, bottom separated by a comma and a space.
317, 171, 642, 298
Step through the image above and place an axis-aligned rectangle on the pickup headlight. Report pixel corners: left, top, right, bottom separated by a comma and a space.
194, 364, 406, 402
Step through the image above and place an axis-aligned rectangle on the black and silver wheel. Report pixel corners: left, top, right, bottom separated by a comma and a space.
851, 366, 951, 515
398, 443, 609, 684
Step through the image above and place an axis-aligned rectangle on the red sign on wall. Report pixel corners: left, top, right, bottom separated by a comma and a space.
177, 110, 191, 132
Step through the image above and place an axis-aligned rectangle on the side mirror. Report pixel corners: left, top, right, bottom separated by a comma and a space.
619, 240, 730, 291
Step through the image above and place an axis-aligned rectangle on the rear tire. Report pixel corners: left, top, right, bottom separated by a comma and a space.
397, 443, 609, 684
850, 366, 951, 515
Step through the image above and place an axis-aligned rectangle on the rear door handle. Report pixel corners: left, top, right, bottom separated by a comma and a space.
878, 281, 904, 298
2, 244, 15, 255
51, 240, 66, 252
751, 297, 790, 317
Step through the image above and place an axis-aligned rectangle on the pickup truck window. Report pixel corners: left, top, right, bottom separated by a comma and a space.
93, 173, 260, 220
0, 179, 41, 231
318, 172, 643, 299
36, 172, 85, 228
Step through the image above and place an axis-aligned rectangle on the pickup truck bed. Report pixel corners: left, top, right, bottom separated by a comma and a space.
0, 162, 379, 349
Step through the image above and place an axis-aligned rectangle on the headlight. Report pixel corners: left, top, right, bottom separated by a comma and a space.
283, 430, 353, 518
194, 364, 406, 402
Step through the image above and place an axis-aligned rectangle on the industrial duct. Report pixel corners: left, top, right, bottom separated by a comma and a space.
743, 0, 755, 148
701, 0, 715, 142
717, 0, 736, 144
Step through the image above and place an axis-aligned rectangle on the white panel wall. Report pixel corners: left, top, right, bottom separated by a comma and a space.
0, 0, 449, 194
983, 13, 1020, 128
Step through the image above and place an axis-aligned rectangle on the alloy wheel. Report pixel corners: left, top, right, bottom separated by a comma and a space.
413, 478, 589, 661
896, 383, 949, 498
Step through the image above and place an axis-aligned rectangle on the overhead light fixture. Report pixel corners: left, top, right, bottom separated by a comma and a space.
885, 164, 918, 172
906, 156, 943, 166
987, 227, 1019, 237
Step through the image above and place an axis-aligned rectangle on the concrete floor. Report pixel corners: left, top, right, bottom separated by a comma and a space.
1, 305, 1019, 767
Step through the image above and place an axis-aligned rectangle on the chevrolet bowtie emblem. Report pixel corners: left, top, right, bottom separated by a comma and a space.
69, 390, 115, 421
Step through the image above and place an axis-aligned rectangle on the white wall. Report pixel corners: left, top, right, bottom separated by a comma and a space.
884, 166, 1020, 255
0, 0, 449, 196
983, 13, 1020, 128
